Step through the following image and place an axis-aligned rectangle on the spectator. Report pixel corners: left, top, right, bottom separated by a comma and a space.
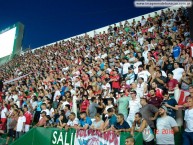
34, 111, 47, 127
66, 112, 79, 129
156, 105, 179, 145
114, 113, 130, 134
125, 137, 135, 145
183, 96, 193, 145
131, 112, 154, 145
33, 97, 42, 123
180, 72, 191, 91
162, 92, 178, 119
56, 114, 67, 129
4, 109, 18, 145
167, 72, 178, 92
148, 89, 162, 108
103, 108, 117, 129
172, 62, 184, 82
140, 98, 159, 131
88, 97, 103, 120
127, 90, 141, 127
125, 67, 135, 86
90, 113, 104, 130
117, 91, 129, 120
64, 104, 71, 119
23, 106, 32, 133
16, 110, 26, 139
103, 98, 114, 119
136, 77, 148, 98
78, 112, 92, 130
0, 102, 8, 132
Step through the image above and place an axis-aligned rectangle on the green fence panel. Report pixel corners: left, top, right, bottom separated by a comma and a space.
10, 128, 35, 145
11, 128, 76, 145
120, 132, 143, 145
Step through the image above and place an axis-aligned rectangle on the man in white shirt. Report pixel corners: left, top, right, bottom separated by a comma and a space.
122, 59, 131, 79
137, 65, 151, 83
101, 79, 111, 98
40, 103, 50, 116
16, 110, 26, 139
142, 46, 149, 64
133, 57, 142, 74
127, 90, 141, 127
156, 106, 179, 145
183, 96, 193, 145
66, 112, 79, 129
136, 77, 148, 98
172, 62, 184, 82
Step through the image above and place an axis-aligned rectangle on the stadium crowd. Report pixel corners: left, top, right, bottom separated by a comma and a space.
0, 7, 193, 145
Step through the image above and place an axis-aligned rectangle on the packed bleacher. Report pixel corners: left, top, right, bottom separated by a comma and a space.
0, 6, 193, 145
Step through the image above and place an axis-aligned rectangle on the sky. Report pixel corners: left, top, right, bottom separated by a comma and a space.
0, 0, 161, 50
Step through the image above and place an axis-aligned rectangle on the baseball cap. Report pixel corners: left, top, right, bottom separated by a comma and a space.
160, 105, 168, 112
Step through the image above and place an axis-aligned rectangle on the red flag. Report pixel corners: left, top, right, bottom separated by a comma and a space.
178, 90, 190, 105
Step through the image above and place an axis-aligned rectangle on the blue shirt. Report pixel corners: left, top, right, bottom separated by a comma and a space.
36, 101, 42, 111
108, 115, 117, 127
173, 46, 181, 58
163, 98, 178, 119
100, 62, 105, 70
79, 117, 92, 127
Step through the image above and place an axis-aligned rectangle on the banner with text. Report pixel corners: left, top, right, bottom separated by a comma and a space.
75, 129, 120, 145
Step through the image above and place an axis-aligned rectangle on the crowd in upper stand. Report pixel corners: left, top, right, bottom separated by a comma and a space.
0, 7, 193, 145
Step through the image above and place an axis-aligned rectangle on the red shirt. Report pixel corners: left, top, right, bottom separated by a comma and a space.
155, 88, 163, 99
148, 96, 163, 108
80, 100, 90, 112
24, 111, 32, 125
112, 75, 120, 89
167, 79, 178, 91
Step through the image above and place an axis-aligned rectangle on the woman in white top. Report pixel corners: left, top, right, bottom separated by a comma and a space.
131, 112, 154, 145
90, 113, 104, 131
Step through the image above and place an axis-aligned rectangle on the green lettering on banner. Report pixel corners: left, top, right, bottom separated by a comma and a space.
51, 129, 76, 145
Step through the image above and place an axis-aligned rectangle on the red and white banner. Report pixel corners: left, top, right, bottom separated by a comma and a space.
75, 129, 120, 145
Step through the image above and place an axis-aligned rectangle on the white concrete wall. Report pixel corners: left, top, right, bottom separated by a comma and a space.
31, 6, 181, 52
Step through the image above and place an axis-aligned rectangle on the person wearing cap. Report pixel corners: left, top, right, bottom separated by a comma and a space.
183, 96, 193, 145
127, 90, 141, 127
156, 105, 179, 145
